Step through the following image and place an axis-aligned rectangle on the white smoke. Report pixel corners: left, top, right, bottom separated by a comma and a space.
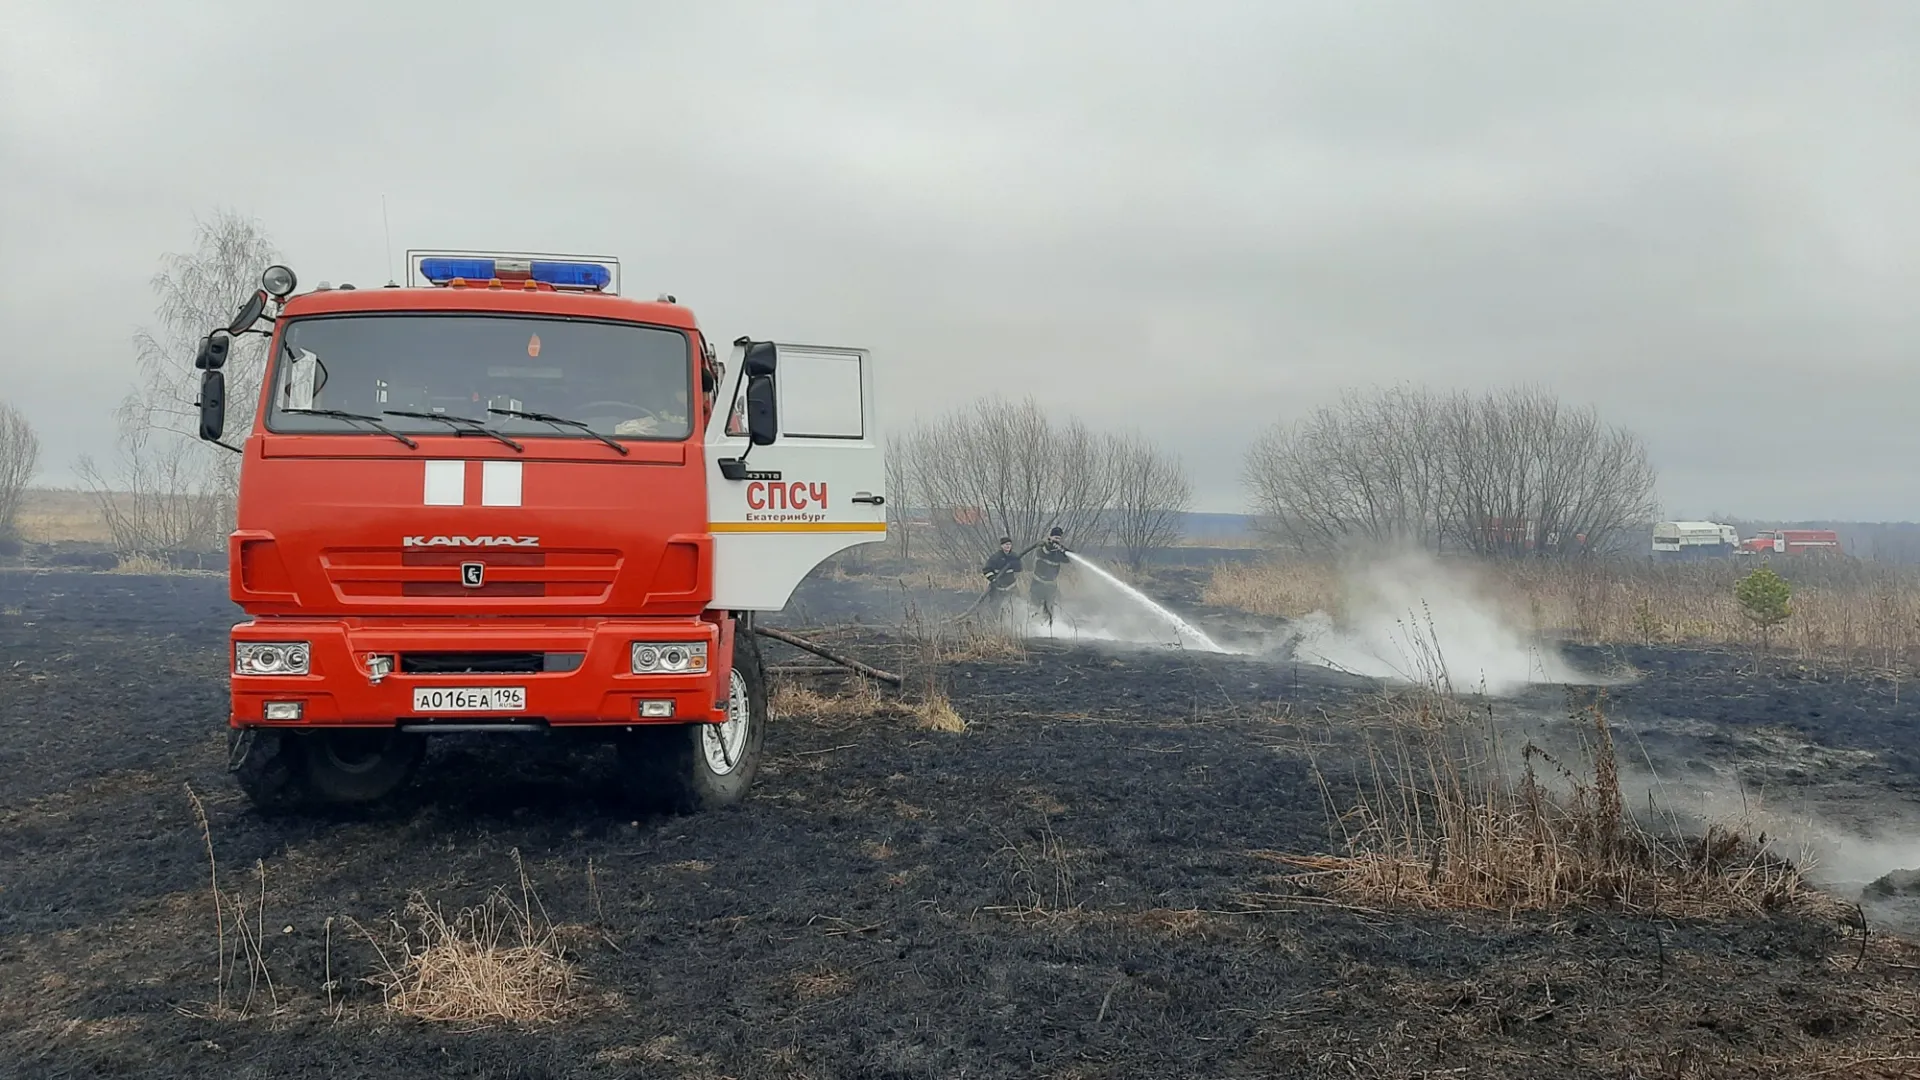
1283, 548, 1607, 696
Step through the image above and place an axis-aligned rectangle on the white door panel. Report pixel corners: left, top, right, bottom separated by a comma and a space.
706, 341, 886, 611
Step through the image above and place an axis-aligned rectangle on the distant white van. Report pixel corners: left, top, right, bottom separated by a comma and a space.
1652, 521, 1739, 559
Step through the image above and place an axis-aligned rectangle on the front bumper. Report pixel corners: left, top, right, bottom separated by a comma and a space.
228, 617, 727, 729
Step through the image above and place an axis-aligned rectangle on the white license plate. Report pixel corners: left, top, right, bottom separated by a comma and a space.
411, 686, 526, 713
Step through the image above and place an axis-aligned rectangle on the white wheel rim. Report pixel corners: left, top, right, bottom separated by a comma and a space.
702, 669, 751, 775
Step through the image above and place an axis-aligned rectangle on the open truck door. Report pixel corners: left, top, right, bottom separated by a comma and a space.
705, 340, 886, 611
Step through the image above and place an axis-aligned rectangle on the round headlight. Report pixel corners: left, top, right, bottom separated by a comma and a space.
661, 647, 687, 671
634, 646, 660, 671
254, 645, 284, 672
284, 645, 308, 671
261, 265, 298, 298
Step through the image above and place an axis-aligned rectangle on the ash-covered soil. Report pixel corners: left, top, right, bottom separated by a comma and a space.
4, 567, 1920, 1079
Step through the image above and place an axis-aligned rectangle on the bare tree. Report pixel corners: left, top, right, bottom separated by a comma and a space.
1108, 432, 1192, 571
1442, 385, 1657, 557
78, 210, 279, 558
900, 396, 1125, 567
883, 432, 915, 562
1244, 384, 1657, 559
1244, 385, 1452, 554
0, 400, 40, 543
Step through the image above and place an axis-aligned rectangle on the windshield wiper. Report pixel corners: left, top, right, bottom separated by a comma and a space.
282, 407, 418, 448
383, 410, 525, 452
487, 407, 629, 455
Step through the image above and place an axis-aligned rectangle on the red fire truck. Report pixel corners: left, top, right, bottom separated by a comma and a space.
193, 251, 886, 812
1737, 529, 1843, 557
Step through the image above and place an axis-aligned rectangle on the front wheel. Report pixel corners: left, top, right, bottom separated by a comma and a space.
619, 631, 768, 812
300, 728, 426, 804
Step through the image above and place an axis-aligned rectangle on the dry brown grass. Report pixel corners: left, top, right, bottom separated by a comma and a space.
13, 489, 111, 544
912, 693, 967, 732
1207, 555, 1920, 672
109, 554, 176, 575
357, 851, 579, 1027
1203, 559, 1341, 618
771, 675, 967, 733
1279, 669, 1819, 919
790, 969, 855, 999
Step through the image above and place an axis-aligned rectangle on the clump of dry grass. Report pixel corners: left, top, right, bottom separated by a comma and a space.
771, 676, 966, 733
771, 679, 890, 721
357, 851, 579, 1027
110, 554, 174, 575
910, 693, 967, 732
1284, 676, 1814, 918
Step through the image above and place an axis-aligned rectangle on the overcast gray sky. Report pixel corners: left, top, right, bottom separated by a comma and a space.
3, 1, 1917, 519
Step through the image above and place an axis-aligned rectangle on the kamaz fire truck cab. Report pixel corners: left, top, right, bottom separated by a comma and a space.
193, 250, 886, 811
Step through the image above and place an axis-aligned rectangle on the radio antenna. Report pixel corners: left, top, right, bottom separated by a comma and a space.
381, 194, 396, 286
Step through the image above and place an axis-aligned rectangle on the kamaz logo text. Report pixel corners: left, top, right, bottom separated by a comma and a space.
746, 481, 828, 511
403, 535, 540, 548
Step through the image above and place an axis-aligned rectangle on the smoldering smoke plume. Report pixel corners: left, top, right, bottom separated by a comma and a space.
1280, 548, 1607, 696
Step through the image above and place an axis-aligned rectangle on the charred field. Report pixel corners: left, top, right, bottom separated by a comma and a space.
4, 566, 1920, 1079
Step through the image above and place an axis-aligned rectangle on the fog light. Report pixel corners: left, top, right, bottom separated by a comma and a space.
263, 701, 303, 721
639, 699, 674, 718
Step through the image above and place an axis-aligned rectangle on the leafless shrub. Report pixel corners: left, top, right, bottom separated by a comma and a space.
0, 400, 40, 542
78, 210, 279, 559
1244, 384, 1656, 559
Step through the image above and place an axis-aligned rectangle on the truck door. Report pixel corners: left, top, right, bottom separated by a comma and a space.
704, 341, 886, 611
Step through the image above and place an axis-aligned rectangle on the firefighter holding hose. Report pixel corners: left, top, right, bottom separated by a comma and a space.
979, 536, 1024, 620
1029, 526, 1069, 625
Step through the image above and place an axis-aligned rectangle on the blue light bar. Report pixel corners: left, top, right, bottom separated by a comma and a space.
415, 254, 615, 291
418, 257, 496, 283
530, 260, 612, 289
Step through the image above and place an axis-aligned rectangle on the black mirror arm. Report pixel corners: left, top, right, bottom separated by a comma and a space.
717, 442, 781, 481
212, 438, 243, 455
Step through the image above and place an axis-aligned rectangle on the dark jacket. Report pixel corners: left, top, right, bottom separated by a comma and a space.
982, 550, 1023, 589
1033, 539, 1069, 583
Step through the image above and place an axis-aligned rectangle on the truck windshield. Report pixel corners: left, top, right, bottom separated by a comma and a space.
266, 314, 692, 441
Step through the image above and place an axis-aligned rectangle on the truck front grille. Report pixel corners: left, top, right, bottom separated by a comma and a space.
319, 547, 621, 604
400, 651, 586, 675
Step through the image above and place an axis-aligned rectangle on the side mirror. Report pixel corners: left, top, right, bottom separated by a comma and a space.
745, 375, 777, 446
197, 369, 226, 441
743, 340, 777, 378
194, 331, 232, 371
227, 290, 267, 334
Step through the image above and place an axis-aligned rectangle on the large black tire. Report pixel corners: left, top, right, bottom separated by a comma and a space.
299, 729, 426, 804
228, 727, 306, 811
619, 630, 768, 813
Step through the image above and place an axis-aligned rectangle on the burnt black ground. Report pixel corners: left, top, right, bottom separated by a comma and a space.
4, 567, 1920, 1079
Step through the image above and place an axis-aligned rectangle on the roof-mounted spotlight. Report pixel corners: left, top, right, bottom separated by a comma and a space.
261, 265, 298, 299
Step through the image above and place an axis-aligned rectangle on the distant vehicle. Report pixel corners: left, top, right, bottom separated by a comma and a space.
1738, 529, 1843, 557
1652, 521, 1739, 560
